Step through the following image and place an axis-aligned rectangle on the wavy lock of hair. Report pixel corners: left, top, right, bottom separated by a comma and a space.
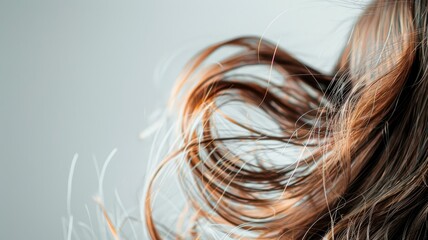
145, 1, 428, 239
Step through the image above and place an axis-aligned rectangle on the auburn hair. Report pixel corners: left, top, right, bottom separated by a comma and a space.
145, 0, 428, 239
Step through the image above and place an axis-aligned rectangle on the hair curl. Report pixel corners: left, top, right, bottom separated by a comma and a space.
145, 1, 428, 239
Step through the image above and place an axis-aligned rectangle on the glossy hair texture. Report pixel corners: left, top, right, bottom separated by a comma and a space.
145, 0, 428, 239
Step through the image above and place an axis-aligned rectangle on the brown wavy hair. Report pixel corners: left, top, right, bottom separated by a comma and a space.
145, 0, 428, 239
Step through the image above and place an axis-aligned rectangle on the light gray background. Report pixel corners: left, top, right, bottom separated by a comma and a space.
0, 0, 369, 239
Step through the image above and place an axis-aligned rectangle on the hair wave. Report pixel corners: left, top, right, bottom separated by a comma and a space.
145, 1, 428, 239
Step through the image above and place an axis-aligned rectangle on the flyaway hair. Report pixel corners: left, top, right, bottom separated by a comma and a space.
145, 0, 428, 239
